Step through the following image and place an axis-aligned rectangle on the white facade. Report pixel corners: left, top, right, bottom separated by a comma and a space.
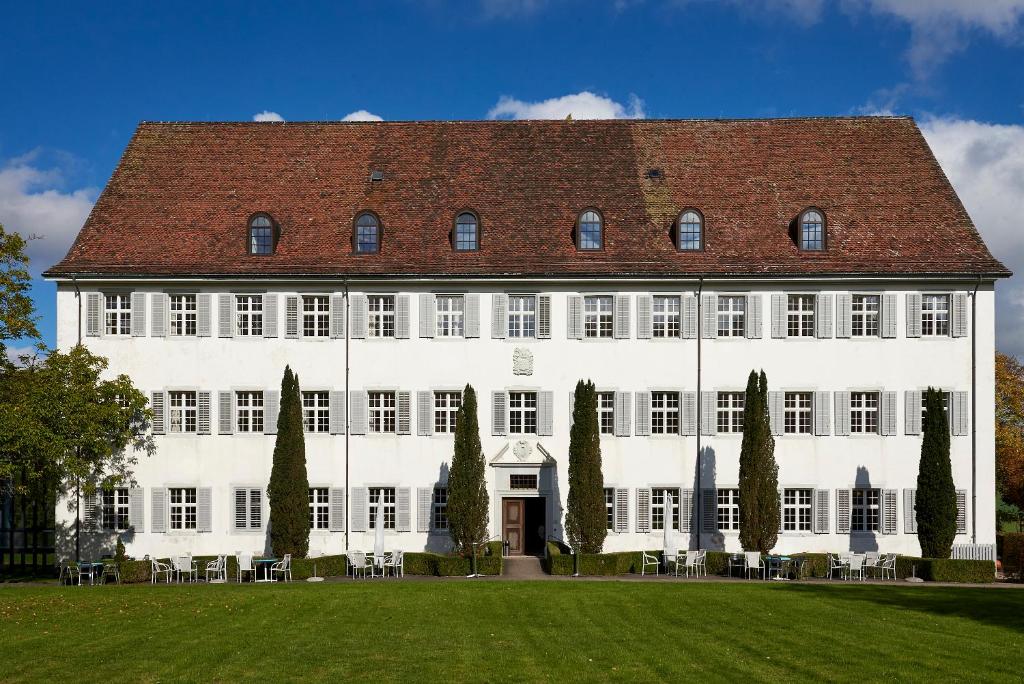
53, 276, 997, 559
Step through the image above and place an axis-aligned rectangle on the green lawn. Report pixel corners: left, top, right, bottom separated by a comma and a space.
1, 580, 1022, 681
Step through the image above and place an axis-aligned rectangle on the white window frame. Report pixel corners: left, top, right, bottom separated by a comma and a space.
432, 487, 449, 531
920, 390, 950, 425
169, 487, 197, 530
168, 390, 198, 434
851, 294, 879, 337
597, 391, 615, 435
852, 488, 880, 532
922, 294, 950, 337
850, 391, 879, 434
101, 488, 129, 531
236, 391, 264, 433
604, 488, 615, 530
169, 294, 197, 337
787, 294, 815, 337
784, 392, 812, 434
508, 391, 538, 435
651, 391, 680, 435
368, 295, 396, 338
236, 294, 264, 336
435, 295, 465, 338
309, 487, 329, 530
302, 295, 330, 338
368, 487, 396, 530
368, 391, 397, 433
583, 295, 614, 338
782, 488, 812, 532
302, 391, 330, 433
651, 487, 680, 531
716, 392, 745, 433
652, 295, 681, 338
507, 295, 537, 339
717, 488, 740, 531
433, 391, 461, 434
717, 295, 746, 337
103, 293, 132, 336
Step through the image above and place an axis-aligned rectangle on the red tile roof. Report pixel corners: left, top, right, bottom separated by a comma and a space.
45, 117, 1009, 279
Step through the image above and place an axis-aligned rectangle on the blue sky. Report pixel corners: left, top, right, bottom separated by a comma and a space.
2, 1, 1022, 356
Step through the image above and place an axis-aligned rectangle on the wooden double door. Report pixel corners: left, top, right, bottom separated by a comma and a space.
502, 497, 545, 556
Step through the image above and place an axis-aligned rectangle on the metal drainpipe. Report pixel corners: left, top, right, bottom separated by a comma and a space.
971, 276, 980, 544
344, 278, 351, 552
72, 277, 82, 560
695, 277, 704, 539
72, 276, 82, 345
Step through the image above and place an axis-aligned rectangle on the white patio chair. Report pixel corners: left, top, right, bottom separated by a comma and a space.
150, 558, 172, 584
683, 550, 700, 578
663, 550, 680, 576
695, 550, 707, 577
58, 559, 73, 585
879, 553, 897, 580
173, 555, 197, 583
864, 551, 880, 578
744, 552, 764, 580
845, 554, 865, 581
236, 554, 255, 583
827, 553, 846, 580
348, 551, 371, 579
271, 554, 292, 582
385, 550, 404, 578
101, 559, 120, 584
640, 551, 659, 576
205, 555, 226, 582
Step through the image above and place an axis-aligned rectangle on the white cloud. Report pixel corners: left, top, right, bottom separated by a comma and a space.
919, 117, 1024, 359
4, 343, 43, 366
0, 151, 96, 273
253, 111, 285, 122
488, 91, 646, 120
341, 110, 384, 122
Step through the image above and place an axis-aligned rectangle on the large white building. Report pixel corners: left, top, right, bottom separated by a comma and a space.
47, 118, 1009, 560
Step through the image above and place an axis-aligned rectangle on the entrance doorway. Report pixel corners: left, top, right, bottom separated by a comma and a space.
502, 497, 546, 556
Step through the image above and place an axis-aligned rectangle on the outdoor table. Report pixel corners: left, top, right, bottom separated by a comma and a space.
727, 554, 745, 578
254, 558, 278, 582
765, 555, 793, 580
79, 561, 104, 585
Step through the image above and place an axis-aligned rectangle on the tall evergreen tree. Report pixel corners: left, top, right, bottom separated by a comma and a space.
447, 384, 489, 553
917, 387, 958, 558
267, 366, 310, 557
738, 369, 780, 554
565, 379, 606, 554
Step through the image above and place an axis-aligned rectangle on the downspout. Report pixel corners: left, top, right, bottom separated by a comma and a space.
344, 278, 351, 552
72, 276, 82, 345
72, 276, 82, 561
695, 277, 704, 540
971, 276, 980, 544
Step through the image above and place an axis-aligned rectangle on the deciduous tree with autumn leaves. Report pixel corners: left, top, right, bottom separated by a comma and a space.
996, 352, 1024, 524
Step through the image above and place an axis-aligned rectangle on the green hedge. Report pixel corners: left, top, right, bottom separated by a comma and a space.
998, 533, 1024, 577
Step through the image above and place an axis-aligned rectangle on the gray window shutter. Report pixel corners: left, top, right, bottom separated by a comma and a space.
813, 490, 829, 534
613, 295, 630, 339
395, 295, 410, 339
700, 391, 716, 436
615, 488, 629, 533
350, 488, 368, 532
681, 391, 697, 436
906, 293, 922, 338
330, 294, 346, 339
538, 391, 554, 436
86, 292, 102, 336
701, 489, 717, 533
680, 489, 694, 533
881, 489, 898, 535
417, 488, 433, 533
682, 295, 698, 339
745, 294, 762, 339
635, 392, 651, 436
285, 295, 299, 338
83, 492, 98, 530
350, 295, 368, 339
701, 294, 717, 339
836, 489, 851, 534
329, 390, 346, 435
151, 391, 166, 435
492, 391, 507, 435
813, 391, 831, 436
905, 391, 922, 435
417, 391, 433, 436
419, 294, 436, 338
881, 293, 897, 338
834, 391, 851, 436
218, 391, 234, 435
491, 294, 507, 339
815, 294, 833, 338
264, 390, 280, 435
464, 294, 480, 338
129, 488, 145, 532
566, 295, 583, 339
637, 295, 653, 339
636, 488, 651, 533
614, 392, 632, 437
537, 295, 551, 339
197, 391, 211, 435
771, 294, 787, 338
263, 294, 279, 338
131, 292, 147, 337
951, 293, 968, 337
956, 490, 967, 534
767, 391, 784, 436
904, 489, 917, 533
397, 391, 412, 435
836, 294, 852, 339
151, 293, 167, 337
350, 391, 368, 435
150, 488, 167, 533
396, 487, 411, 532
218, 294, 234, 338
329, 488, 346, 532
951, 391, 969, 436
880, 391, 897, 436
197, 294, 212, 337
232, 488, 246, 531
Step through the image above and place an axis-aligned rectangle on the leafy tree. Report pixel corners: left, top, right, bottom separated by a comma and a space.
917, 386, 958, 557
565, 379, 606, 554
738, 369, 780, 554
996, 352, 1024, 516
267, 366, 310, 558
447, 384, 489, 553
0, 224, 39, 352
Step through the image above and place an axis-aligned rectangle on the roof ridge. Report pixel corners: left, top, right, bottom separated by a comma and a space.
136, 116, 916, 125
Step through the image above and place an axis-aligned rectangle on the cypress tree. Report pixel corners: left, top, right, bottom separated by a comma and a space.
738, 369, 780, 554
917, 387, 958, 558
447, 384, 489, 554
565, 379, 607, 554
267, 366, 310, 558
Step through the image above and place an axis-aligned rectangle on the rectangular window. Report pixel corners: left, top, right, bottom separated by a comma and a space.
302, 391, 330, 433
508, 391, 538, 435
921, 294, 950, 337
433, 391, 461, 434
168, 391, 197, 433
368, 295, 396, 338
432, 487, 449, 530
509, 474, 538, 490
787, 295, 815, 337
783, 489, 812, 532
309, 488, 329, 530
236, 391, 264, 433
651, 488, 680, 531
104, 294, 132, 336
716, 392, 745, 433
851, 488, 880, 532
368, 487, 396, 530
784, 392, 812, 434
605, 488, 615, 530
169, 294, 197, 336
851, 294, 880, 337
583, 295, 614, 338
236, 294, 264, 336
507, 295, 536, 339
850, 392, 879, 434
169, 488, 197, 530
597, 392, 615, 435
717, 488, 740, 531
302, 295, 330, 338
100, 488, 129, 531
717, 295, 746, 337
234, 488, 262, 529
920, 391, 950, 425
652, 295, 681, 338
368, 391, 397, 433
435, 295, 464, 337
651, 392, 680, 435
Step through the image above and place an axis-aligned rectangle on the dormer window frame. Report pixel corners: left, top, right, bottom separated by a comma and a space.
676, 208, 705, 252
798, 207, 827, 252
453, 210, 480, 252
576, 208, 604, 252
247, 213, 278, 256
353, 211, 382, 255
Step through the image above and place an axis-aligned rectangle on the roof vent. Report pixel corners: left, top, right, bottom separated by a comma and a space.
369, 170, 384, 182
646, 168, 663, 179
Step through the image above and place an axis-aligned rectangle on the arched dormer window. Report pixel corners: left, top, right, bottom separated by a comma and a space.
354, 212, 381, 254
454, 212, 479, 251
798, 208, 826, 251
577, 209, 603, 251
248, 214, 276, 255
677, 209, 703, 251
